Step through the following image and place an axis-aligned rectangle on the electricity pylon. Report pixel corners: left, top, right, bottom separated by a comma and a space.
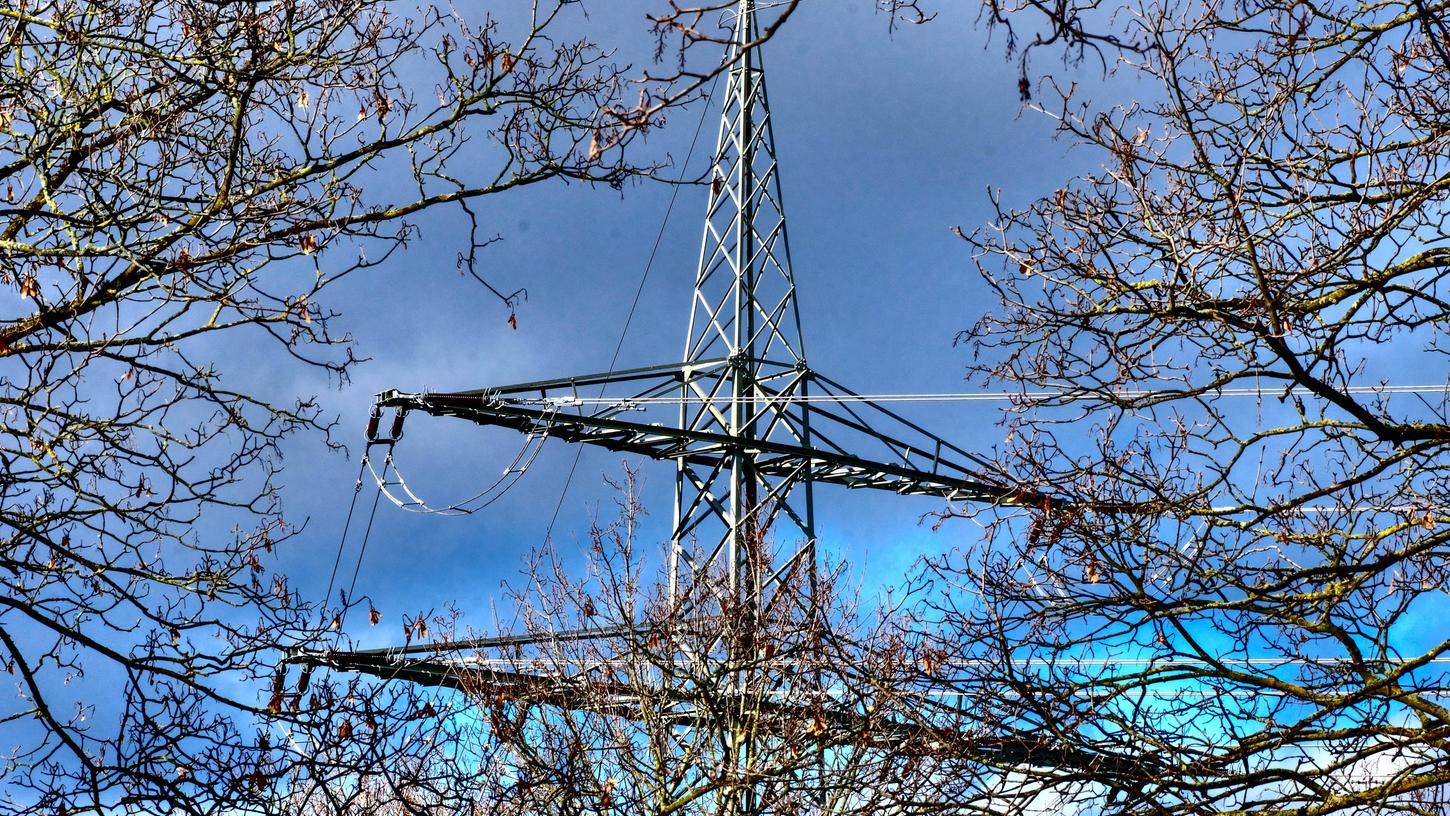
291, 0, 1102, 786
345, 0, 1029, 631
673, 0, 815, 616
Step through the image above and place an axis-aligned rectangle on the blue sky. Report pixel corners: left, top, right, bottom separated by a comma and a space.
266, 1, 1105, 645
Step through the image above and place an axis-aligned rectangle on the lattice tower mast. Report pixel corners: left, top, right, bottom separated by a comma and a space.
672, 0, 815, 619
289, 1, 1095, 781
347, 0, 1022, 619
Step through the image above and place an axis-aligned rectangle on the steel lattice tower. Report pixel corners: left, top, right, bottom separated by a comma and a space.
673, 0, 814, 616
340, 0, 1027, 621
290, 0, 1115, 784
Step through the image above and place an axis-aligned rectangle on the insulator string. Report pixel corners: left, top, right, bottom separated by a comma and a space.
365, 416, 551, 516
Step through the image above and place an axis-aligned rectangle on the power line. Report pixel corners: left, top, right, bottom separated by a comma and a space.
506, 384, 1450, 407
323, 454, 371, 606
540, 76, 720, 546
367, 655, 1450, 669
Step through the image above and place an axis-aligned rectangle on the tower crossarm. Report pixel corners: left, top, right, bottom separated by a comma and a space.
288, 647, 1147, 777
372, 371, 1029, 506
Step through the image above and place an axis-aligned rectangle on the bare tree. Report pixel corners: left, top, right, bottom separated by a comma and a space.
906, 0, 1450, 813
0, 1, 799, 812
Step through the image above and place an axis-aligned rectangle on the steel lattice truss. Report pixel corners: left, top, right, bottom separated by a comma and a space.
673, 15, 813, 609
